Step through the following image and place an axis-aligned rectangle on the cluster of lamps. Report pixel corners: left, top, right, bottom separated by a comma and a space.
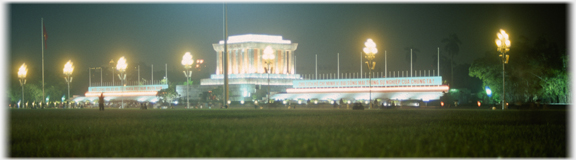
495, 29, 511, 110
182, 52, 194, 109
363, 38, 378, 109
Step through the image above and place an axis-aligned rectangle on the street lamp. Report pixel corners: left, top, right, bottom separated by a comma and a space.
195, 59, 204, 71
116, 56, 127, 109
18, 63, 27, 109
263, 46, 275, 106
63, 60, 74, 109
485, 86, 492, 105
495, 29, 510, 110
485, 86, 492, 97
182, 52, 194, 109
363, 39, 377, 109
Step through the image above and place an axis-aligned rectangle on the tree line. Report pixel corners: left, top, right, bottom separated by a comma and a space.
469, 36, 568, 104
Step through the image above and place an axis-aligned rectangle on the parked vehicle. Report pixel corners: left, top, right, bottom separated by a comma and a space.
380, 100, 394, 109
400, 100, 422, 107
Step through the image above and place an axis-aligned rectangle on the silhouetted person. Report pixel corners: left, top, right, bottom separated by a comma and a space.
98, 93, 104, 111
333, 101, 337, 108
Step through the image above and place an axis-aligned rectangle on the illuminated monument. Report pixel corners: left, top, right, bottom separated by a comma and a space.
202, 34, 449, 104
214, 34, 298, 76
200, 34, 302, 101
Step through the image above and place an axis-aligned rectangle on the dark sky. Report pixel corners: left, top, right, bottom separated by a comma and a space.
7, 3, 567, 93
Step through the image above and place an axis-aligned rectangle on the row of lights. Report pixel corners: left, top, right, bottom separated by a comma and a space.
18, 57, 127, 108
16, 29, 509, 108
18, 60, 77, 108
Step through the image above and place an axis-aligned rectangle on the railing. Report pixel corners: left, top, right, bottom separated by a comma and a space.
200, 78, 294, 86
91, 80, 166, 87
300, 70, 440, 80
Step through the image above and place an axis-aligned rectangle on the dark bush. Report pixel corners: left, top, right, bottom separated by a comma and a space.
352, 103, 364, 110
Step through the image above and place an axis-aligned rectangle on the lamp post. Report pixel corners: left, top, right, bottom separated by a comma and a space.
116, 56, 127, 109
109, 59, 115, 85
363, 39, 377, 109
262, 46, 275, 106
495, 29, 510, 110
63, 60, 74, 109
182, 52, 194, 109
18, 63, 27, 109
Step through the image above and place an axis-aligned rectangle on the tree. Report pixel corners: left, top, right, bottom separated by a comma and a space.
160, 77, 168, 84
8, 82, 43, 108
211, 86, 223, 102
541, 69, 568, 103
470, 36, 568, 104
441, 34, 462, 87
156, 82, 178, 109
45, 85, 66, 103
469, 51, 503, 102
183, 80, 193, 86
452, 63, 483, 93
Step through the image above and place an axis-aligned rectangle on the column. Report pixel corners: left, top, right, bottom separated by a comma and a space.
288, 50, 291, 74
237, 49, 242, 74
244, 48, 249, 74
229, 49, 233, 74
236, 49, 240, 74
233, 49, 240, 74
276, 50, 281, 74
256, 48, 263, 73
248, 48, 253, 73
251, 48, 256, 73
216, 51, 222, 74
241, 49, 245, 74
283, 50, 288, 74
233, 49, 238, 74
238, 49, 244, 74
241, 49, 246, 74
275, 50, 280, 74
290, 51, 294, 74
280, 50, 285, 74
227, 50, 232, 74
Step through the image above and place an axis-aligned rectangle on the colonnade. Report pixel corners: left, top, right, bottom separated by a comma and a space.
216, 48, 296, 75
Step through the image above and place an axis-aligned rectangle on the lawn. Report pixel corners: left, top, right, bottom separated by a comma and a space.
9, 108, 567, 157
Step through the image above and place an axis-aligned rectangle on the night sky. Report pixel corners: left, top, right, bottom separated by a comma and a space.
7, 3, 567, 95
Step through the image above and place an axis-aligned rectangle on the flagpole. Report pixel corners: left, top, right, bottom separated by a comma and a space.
223, 3, 229, 109
41, 18, 45, 109
337, 53, 339, 79
360, 52, 362, 78
438, 47, 440, 76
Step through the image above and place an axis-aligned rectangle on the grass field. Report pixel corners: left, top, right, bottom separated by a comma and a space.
9, 108, 567, 157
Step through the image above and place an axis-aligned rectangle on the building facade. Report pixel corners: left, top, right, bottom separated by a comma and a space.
213, 34, 298, 75
200, 34, 302, 101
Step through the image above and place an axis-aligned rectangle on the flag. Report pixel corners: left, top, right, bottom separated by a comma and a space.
43, 22, 47, 49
